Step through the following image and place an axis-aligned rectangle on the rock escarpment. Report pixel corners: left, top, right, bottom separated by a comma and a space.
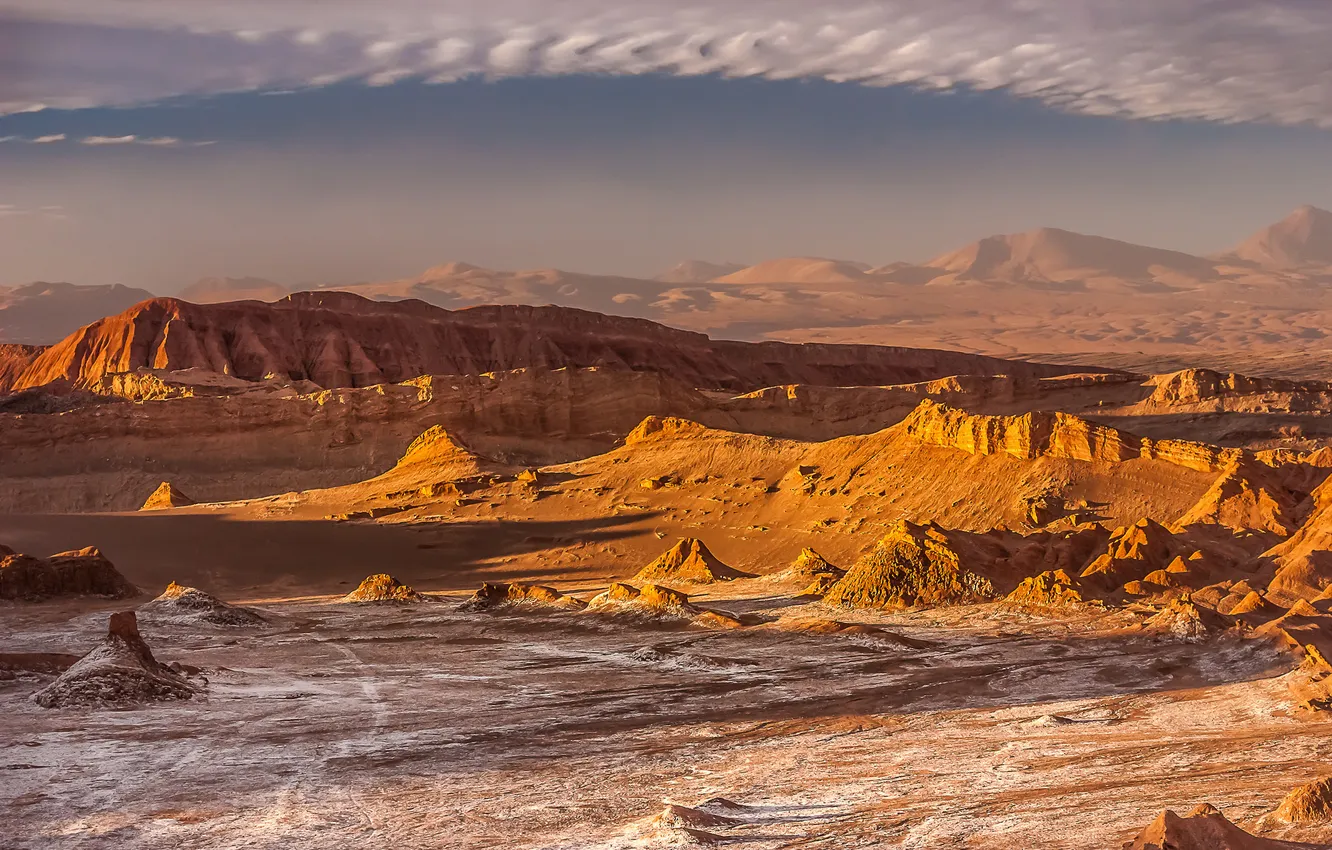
902, 400, 1239, 473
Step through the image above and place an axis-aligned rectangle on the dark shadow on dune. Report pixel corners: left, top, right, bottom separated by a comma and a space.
0, 512, 660, 598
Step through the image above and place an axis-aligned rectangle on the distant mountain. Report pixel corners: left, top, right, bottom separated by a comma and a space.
0, 281, 156, 344
923, 227, 1218, 287
653, 260, 746, 284
178, 277, 290, 304
1221, 205, 1332, 269
0, 292, 1077, 394
714, 257, 873, 285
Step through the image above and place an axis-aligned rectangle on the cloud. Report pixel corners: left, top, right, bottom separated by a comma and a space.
0, 203, 69, 220
1, 1, 1330, 126
30, 134, 66, 143
81, 135, 138, 145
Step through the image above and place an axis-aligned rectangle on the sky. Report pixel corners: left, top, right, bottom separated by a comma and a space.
1, 0, 1331, 291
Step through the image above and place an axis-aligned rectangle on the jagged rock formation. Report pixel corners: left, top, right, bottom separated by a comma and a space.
32, 611, 198, 708
0, 292, 1072, 395
1149, 369, 1332, 406
1261, 478, 1332, 605
902, 400, 1238, 473
1269, 777, 1332, 825
1123, 803, 1317, 849
822, 521, 999, 609
0, 546, 139, 601
1176, 457, 1300, 536
769, 548, 845, 595
140, 481, 195, 511
633, 539, 753, 585
1262, 778, 1332, 831
341, 574, 427, 603
1079, 519, 1180, 591
138, 582, 265, 626
586, 582, 743, 629
1005, 569, 1086, 608
1143, 597, 1213, 641
464, 582, 586, 611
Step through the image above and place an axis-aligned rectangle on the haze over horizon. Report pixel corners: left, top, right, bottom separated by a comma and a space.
3, 1, 1332, 291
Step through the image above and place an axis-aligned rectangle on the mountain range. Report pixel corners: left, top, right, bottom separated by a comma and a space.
6, 206, 1332, 377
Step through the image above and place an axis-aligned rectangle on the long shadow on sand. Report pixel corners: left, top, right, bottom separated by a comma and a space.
0, 511, 659, 598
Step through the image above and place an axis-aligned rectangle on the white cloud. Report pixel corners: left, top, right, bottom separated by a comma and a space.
30, 134, 67, 143
81, 135, 138, 145
1, 1, 1330, 126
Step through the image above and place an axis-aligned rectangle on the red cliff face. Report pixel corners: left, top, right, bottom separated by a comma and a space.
0, 292, 1081, 394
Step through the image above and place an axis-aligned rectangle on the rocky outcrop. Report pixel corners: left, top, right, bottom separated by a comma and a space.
769, 548, 845, 595
32, 611, 198, 708
585, 582, 743, 628
0, 546, 139, 601
138, 582, 265, 626
0, 292, 1079, 395
1268, 777, 1332, 825
822, 521, 998, 610
341, 574, 428, 603
1079, 519, 1179, 590
1149, 369, 1332, 406
140, 482, 195, 511
1176, 457, 1300, 536
1005, 569, 1086, 608
1123, 803, 1314, 850
464, 582, 586, 611
633, 539, 753, 585
901, 400, 1239, 473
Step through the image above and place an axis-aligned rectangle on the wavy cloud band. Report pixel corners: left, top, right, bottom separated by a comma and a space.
2, 1, 1330, 126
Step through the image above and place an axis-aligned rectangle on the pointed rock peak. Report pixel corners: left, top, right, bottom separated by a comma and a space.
141, 481, 195, 511
634, 538, 752, 584
399, 425, 477, 465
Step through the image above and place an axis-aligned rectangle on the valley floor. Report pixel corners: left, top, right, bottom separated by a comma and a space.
4, 595, 1329, 849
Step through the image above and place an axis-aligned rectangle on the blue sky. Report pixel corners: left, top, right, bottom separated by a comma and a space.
2, 1, 1331, 290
